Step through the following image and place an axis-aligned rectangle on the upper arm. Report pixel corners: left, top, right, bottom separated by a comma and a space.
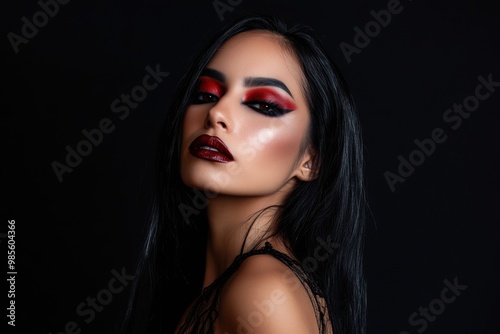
216, 255, 319, 334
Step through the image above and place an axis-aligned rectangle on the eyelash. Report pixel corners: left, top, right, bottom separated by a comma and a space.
244, 100, 289, 117
191, 91, 290, 117
191, 91, 218, 104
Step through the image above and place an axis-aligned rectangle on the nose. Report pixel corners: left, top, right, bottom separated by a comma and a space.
204, 97, 232, 131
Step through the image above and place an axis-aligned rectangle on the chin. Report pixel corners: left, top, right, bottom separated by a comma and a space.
181, 169, 224, 194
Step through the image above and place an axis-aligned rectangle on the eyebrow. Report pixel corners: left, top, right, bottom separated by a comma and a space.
200, 68, 294, 98
201, 68, 225, 83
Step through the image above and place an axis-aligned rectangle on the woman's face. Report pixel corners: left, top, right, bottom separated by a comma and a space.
180, 31, 313, 197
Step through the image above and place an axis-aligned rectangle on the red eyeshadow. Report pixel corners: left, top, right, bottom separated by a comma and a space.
244, 88, 297, 110
198, 76, 224, 96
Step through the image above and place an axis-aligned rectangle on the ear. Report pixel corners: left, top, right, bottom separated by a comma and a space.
294, 148, 318, 182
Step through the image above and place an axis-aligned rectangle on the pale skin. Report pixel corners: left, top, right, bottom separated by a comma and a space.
178, 31, 322, 333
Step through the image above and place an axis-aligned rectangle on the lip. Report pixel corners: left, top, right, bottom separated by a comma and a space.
189, 134, 234, 163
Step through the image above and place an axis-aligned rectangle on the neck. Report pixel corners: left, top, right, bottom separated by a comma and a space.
202, 190, 289, 288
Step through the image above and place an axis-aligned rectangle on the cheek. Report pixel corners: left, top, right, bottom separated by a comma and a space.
183, 107, 199, 132
180, 107, 202, 179
238, 118, 305, 168
182, 106, 204, 144
263, 131, 303, 163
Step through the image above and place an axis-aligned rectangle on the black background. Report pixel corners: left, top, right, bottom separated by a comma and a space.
2, 0, 499, 333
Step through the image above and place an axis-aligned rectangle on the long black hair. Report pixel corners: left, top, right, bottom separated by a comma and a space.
124, 13, 367, 334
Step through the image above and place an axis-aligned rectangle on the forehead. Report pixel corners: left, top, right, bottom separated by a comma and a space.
206, 31, 305, 94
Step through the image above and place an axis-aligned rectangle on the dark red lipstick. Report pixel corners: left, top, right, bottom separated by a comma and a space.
189, 134, 234, 163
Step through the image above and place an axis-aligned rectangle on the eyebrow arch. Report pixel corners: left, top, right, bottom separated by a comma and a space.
244, 77, 293, 98
200, 68, 294, 98
200, 68, 226, 83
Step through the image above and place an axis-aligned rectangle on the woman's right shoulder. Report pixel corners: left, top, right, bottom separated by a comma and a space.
215, 253, 320, 334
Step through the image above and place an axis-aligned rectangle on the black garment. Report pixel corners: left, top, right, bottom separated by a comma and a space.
176, 242, 331, 333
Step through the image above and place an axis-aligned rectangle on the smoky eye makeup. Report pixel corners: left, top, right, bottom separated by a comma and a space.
243, 88, 297, 117
190, 71, 297, 117
199, 76, 224, 96
191, 76, 225, 104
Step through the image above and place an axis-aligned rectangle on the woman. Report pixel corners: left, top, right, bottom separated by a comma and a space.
125, 14, 366, 334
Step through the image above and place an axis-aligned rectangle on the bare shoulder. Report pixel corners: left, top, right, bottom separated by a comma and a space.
216, 253, 319, 334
